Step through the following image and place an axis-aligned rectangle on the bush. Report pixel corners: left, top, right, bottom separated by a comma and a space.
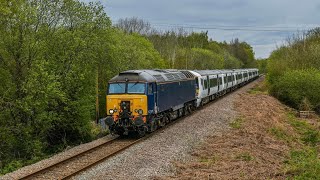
270, 69, 320, 111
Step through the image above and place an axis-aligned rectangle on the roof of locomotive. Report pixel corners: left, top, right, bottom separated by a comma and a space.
108, 69, 194, 83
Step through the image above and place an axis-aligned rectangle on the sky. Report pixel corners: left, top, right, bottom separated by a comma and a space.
90, 0, 320, 58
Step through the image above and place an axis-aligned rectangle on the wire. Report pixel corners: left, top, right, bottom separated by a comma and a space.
112, 20, 319, 32
152, 24, 316, 32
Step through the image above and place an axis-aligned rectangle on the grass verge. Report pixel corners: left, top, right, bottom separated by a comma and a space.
281, 113, 320, 179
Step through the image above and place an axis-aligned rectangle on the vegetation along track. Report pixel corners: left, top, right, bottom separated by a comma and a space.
17, 77, 260, 180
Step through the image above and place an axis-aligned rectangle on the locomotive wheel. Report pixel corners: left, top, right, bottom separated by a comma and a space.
191, 104, 196, 112
159, 117, 166, 127
149, 120, 158, 132
184, 106, 189, 116
164, 116, 170, 124
116, 130, 125, 137
137, 126, 147, 137
187, 104, 192, 113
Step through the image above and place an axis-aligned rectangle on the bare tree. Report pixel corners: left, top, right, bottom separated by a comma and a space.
116, 17, 151, 35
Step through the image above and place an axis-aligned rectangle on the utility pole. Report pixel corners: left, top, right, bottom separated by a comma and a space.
95, 69, 99, 124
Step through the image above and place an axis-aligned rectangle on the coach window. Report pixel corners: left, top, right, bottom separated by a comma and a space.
148, 83, 153, 94
211, 78, 217, 87
201, 79, 204, 89
209, 79, 212, 88
204, 79, 208, 89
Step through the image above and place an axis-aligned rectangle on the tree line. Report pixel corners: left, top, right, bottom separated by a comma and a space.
0, 0, 257, 174
267, 28, 320, 112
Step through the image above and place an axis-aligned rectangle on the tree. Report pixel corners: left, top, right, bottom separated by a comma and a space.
116, 17, 152, 35
228, 38, 255, 68
0, 0, 112, 173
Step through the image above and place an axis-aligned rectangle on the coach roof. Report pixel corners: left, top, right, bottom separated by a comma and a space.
109, 69, 192, 83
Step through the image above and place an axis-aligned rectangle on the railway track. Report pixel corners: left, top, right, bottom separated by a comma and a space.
19, 120, 184, 180
17, 78, 260, 180
19, 136, 143, 180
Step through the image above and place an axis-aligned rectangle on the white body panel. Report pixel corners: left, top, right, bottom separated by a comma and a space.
186, 68, 259, 108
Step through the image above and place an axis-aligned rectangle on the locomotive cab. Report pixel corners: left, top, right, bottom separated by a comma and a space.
105, 70, 156, 136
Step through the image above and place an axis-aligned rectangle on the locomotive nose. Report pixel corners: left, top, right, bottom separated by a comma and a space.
106, 94, 147, 116
120, 101, 131, 119
120, 101, 130, 111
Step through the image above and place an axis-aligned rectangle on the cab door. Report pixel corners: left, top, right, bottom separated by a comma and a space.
147, 83, 156, 114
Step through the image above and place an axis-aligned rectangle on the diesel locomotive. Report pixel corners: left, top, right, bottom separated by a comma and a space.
105, 69, 259, 136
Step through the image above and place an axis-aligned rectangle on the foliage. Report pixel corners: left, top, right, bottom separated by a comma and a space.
225, 38, 256, 68
268, 28, 320, 112
270, 69, 320, 111
145, 28, 253, 69
256, 59, 268, 74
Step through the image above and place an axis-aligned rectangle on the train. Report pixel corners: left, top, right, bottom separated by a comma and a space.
104, 69, 259, 136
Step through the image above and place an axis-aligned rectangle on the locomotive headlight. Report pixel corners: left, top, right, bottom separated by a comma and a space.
137, 109, 143, 115
109, 109, 114, 114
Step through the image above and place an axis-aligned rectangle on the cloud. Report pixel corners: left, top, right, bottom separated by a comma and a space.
87, 0, 320, 58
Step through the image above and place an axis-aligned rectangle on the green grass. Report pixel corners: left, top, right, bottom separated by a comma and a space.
285, 147, 320, 179
248, 82, 268, 95
279, 113, 320, 179
248, 88, 268, 95
235, 152, 254, 161
199, 156, 218, 166
287, 113, 320, 146
269, 126, 290, 140
230, 117, 244, 129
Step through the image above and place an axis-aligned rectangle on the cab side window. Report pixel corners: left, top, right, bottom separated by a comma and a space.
148, 83, 153, 94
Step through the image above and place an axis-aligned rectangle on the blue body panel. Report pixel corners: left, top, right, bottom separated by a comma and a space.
156, 80, 196, 112
147, 83, 156, 114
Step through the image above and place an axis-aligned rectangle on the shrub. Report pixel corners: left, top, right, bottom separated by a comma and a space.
270, 69, 320, 111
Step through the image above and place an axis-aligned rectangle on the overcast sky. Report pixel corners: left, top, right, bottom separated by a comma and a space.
93, 0, 320, 58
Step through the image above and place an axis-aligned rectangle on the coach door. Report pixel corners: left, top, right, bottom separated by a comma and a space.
207, 76, 210, 96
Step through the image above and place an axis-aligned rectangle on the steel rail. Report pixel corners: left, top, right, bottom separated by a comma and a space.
18, 137, 119, 180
